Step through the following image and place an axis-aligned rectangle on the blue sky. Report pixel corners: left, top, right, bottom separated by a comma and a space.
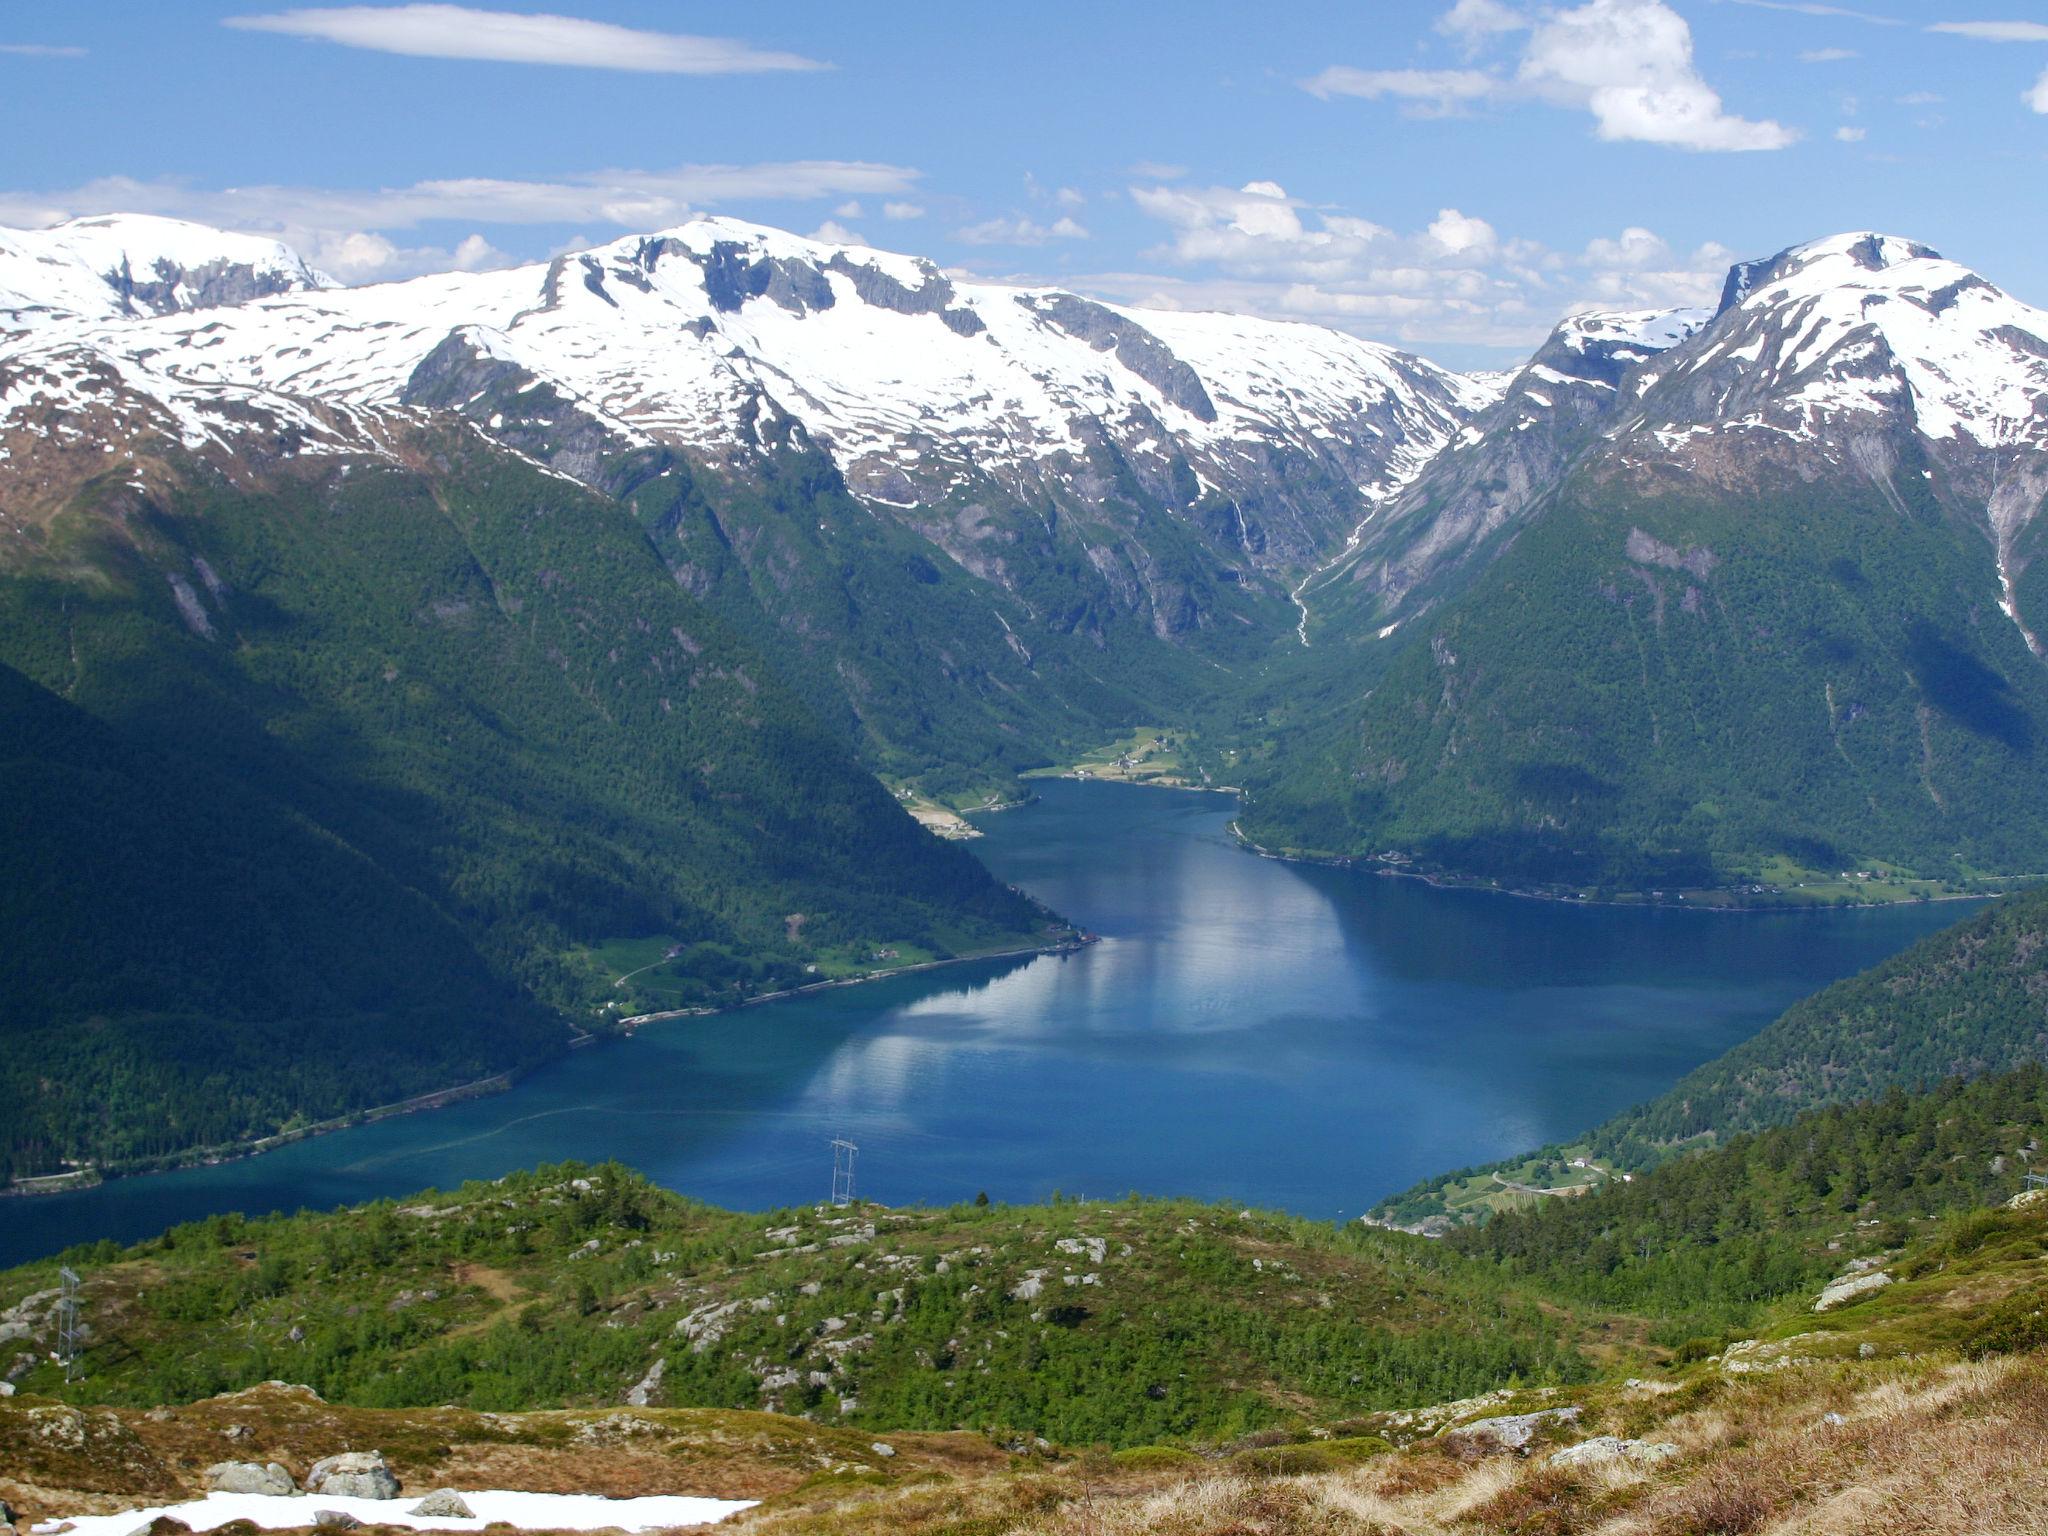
2, 0, 2043, 366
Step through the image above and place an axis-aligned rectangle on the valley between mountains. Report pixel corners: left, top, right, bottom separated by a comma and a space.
5, 210, 2048, 1188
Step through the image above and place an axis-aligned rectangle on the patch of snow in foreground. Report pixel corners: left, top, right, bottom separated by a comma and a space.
50, 1490, 756, 1535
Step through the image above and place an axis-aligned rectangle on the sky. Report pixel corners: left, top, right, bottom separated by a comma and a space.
2, 0, 2044, 368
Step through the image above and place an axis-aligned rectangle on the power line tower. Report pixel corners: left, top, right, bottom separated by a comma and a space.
57, 1266, 81, 1383
830, 1138, 858, 1208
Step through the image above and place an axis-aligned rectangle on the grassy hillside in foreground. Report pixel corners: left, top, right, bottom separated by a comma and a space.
10, 1189, 2048, 1533
0, 1166, 1590, 1449
1377, 881, 2048, 1228
0, 430, 1053, 1184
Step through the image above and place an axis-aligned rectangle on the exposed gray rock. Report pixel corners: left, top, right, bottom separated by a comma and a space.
1443, 1405, 1581, 1457
408, 1490, 474, 1518
624, 1357, 666, 1407
1020, 294, 1217, 422
1815, 1270, 1892, 1311
312, 1512, 360, 1530
305, 1450, 399, 1499
205, 1461, 297, 1496
870, 1442, 896, 1458
1546, 1436, 1680, 1468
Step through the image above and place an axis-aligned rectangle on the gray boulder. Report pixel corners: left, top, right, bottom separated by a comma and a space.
312, 1513, 360, 1530
205, 1462, 296, 1497
1443, 1405, 1581, 1458
1814, 1270, 1892, 1312
1547, 1436, 1680, 1468
408, 1491, 474, 1519
305, 1451, 399, 1500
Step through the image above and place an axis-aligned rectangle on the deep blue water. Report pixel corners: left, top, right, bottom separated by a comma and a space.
0, 780, 1977, 1265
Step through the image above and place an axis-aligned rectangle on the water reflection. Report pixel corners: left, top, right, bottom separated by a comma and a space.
0, 781, 1978, 1263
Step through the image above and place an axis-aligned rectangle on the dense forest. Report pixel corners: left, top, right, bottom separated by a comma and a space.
1450, 1063, 2048, 1340
0, 430, 1051, 1181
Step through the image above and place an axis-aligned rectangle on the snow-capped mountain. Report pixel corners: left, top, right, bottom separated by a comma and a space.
1297, 304, 1713, 634
0, 214, 328, 329
1249, 235, 2048, 890
0, 215, 1485, 613
1298, 233, 2048, 649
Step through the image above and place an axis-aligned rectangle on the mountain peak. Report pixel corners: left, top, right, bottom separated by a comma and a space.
1715, 231, 1948, 315
0, 213, 327, 326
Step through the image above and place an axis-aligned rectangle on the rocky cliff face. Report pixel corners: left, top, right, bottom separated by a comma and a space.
1301, 307, 1710, 639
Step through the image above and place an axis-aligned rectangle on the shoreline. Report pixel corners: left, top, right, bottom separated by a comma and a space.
617, 932, 1096, 1028
0, 1071, 520, 1201
2, 934, 1096, 1202
1228, 822, 2021, 914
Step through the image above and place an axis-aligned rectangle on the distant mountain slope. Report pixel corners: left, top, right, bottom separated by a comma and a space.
1591, 882, 2048, 1160
0, 659, 558, 1184
1375, 879, 2048, 1229
1249, 234, 2048, 890
0, 213, 327, 326
0, 404, 1050, 1182
0, 214, 1489, 800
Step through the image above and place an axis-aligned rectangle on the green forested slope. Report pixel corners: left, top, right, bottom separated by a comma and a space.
1244, 465, 2048, 892
1377, 881, 2048, 1228
0, 660, 559, 1180
0, 432, 1049, 1180
1591, 881, 2048, 1159
1447, 1063, 2048, 1340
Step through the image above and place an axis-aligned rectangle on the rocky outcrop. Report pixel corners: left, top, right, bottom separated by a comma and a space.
623, 1358, 666, 1408
204, 1462, 295, 1497
408, 1491, 474, 1518
1547, 1436, 1680, 1468
1815, 1270, 1893, 1312
1442, 1406, 1581, 1458
304, 1452, 398, 1500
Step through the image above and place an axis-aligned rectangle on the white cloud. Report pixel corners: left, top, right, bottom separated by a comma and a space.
1303, 66, 1498, 116
881, 201, 925, 220
1518, 0, 1798, 150
1127, 160, 1188, 180
299, 227, 506, 282
1582, 226, 1670, 268
1054, 186, 1086, 208
1111, 176, 1730, 351
1726, 0, 1899, 21
1309, 0, 1795, 151
1928, 20, 2048, 43
1928, 19, 2048, 111
1437, 0, 1528, 46
0, 162, 918, 231
954, 215, 1089, 246
1799, 48, 1858, 62
0, 42, 86, 57
1834, 124, 1867, 140
807, 220, 866, 247
224, 4, 827, 73
0, 162, 922, 281
1427, 208, 1496, 255
833, 200, 864, 218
